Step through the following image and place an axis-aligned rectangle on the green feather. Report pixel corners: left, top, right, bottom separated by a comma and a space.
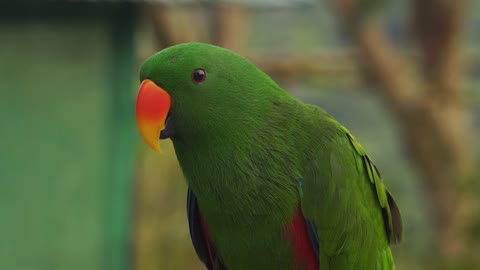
139, 42, 403, 270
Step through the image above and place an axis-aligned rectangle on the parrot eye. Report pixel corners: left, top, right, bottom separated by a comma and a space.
191, 69, 207, 84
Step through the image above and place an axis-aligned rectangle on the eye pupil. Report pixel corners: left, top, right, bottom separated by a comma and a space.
192, 69, 206, 84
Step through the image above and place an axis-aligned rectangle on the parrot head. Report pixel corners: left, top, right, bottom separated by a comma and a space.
136, 42, 282, 152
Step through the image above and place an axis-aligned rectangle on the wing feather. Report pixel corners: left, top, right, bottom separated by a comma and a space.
300, 130, 402, 269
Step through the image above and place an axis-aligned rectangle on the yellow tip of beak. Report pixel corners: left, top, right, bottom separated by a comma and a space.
135, 79, 171, 152
136, 118, 163, 152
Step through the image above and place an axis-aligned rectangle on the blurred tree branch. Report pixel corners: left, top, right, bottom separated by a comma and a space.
147, 2, 249, 53
248, 50, 358, 82
210, 4, 250, 53
149, 4, 211, 48
333, 0, 475, 265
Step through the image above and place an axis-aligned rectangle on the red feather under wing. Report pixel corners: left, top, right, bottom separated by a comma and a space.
200, 214, 216, 270
282, 208, 319, 270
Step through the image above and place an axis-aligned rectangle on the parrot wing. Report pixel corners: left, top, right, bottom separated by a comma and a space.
300, 131, 402, 270
187, 188, 226, 270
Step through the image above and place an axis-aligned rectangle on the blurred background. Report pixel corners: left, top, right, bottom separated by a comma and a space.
0, 0, 479, 270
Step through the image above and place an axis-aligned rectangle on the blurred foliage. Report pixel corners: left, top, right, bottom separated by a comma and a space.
0, 3, 136, 270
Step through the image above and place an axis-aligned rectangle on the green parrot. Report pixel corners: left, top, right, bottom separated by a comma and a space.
135, 43, 402, 270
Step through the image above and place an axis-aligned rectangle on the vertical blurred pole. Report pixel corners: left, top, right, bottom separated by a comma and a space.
210, 2, 250, 54
148, 2, 211, 50
149, 4, 177, 49
411, 0, 472, 260
107, 4, 137, 270
147, 1, 250, 52
333, 0, 474, 264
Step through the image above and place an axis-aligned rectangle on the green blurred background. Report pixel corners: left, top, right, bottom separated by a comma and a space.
0, 1, 479, 270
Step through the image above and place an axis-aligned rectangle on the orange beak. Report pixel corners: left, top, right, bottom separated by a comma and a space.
135, 79, 171, 152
